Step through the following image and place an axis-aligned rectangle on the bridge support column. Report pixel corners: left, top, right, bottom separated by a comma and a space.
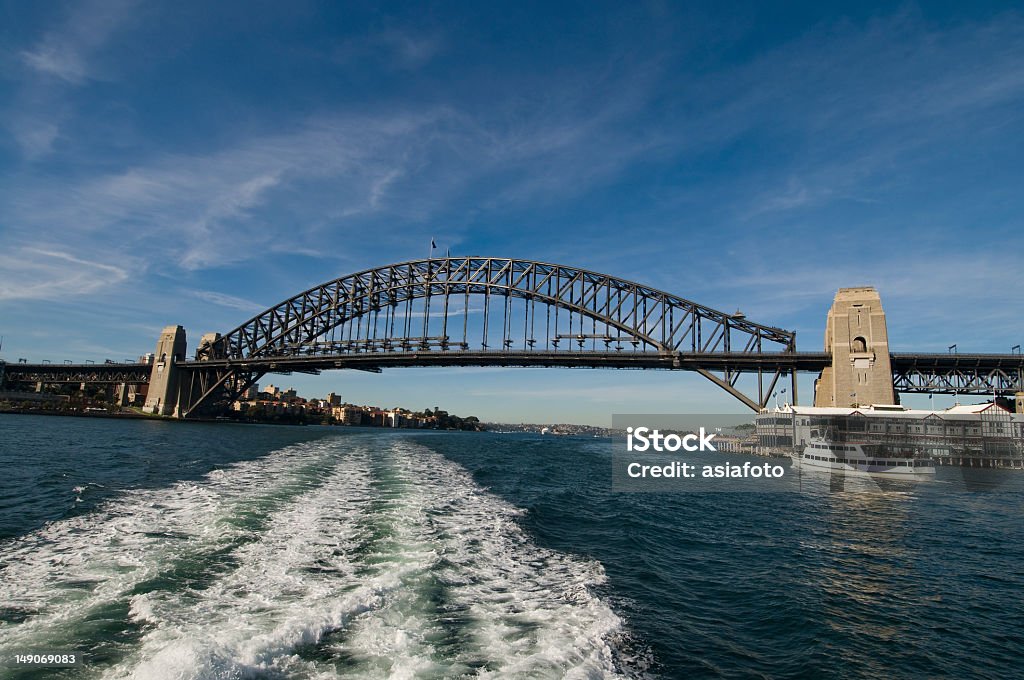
814, 287, 896, 407
144, 325, 187, 416
116, 383, 130, 407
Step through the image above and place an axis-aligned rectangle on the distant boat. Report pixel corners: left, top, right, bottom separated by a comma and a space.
540, 427, 550, 435
796, 438, 934, 477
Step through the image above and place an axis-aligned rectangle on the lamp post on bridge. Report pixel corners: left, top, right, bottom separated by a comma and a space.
773, 388, 787, 410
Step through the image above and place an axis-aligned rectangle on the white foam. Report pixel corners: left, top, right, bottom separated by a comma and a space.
0, 440, 349, 654
2, 436, 639, 678
104, 448, 380, 679
385, 444, 628, 679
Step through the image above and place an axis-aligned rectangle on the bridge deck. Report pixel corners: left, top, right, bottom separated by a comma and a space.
3, 352, 1020, 400
184, 350, 832, 372
5, 352, 1022, 378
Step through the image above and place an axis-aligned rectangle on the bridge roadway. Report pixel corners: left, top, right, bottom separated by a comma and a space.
2, 351, 827, 383
4, 351, 1022, 395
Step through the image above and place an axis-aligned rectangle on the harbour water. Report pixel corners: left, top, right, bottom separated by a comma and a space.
1, 414, 1022, 678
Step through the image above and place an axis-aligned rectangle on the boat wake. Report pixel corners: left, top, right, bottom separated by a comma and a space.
0, 436, 637, 679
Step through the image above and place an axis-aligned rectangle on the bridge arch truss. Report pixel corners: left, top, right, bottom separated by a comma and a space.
188, 257, 798, 413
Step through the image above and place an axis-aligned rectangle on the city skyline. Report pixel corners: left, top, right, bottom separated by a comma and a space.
2, 2, 1022, 424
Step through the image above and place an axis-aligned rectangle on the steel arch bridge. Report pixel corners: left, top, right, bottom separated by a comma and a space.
181, 257, 802, 415
4, 257, 1022, 417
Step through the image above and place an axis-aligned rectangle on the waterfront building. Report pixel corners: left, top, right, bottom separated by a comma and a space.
756, 402, 1024, 467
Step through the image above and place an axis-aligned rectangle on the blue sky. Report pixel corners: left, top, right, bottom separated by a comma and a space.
1, 1, 1021, 424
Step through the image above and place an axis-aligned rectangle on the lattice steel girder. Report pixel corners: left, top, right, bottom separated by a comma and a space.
893, 369, 1022, 394
4, 364, 151, 384
201, 257, 797, 361
890, 352, 1024, 395
178, 366, 266, 418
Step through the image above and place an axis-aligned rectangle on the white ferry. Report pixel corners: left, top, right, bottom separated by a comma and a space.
796, 439, 935, 477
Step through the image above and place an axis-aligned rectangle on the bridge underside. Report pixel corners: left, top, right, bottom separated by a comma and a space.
179, 351, 822, 414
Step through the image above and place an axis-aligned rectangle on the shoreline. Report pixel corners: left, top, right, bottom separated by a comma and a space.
0, 408, 483, 430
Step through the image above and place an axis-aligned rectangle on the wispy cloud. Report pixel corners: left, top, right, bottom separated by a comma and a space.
0, 248, 131, 301
6, 0, 139, 159
377, 29, 444, 70
6, 119, 60, 159
2, 110, 447, 275
333, 28, 445, 71
190, 290, 266, 313
19, 0, 137, 84
1, 62, 670, 278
